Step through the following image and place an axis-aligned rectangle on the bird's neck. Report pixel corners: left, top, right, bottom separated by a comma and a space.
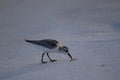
59, 46, 64, 51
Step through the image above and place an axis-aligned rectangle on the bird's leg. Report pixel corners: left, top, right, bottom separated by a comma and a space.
46, 52, 57, 62
41, 52, 47, 63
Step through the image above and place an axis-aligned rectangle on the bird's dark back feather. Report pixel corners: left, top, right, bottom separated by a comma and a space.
25, 39, 58, 49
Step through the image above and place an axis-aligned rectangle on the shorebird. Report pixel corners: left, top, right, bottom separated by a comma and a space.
25, 39, 74, 63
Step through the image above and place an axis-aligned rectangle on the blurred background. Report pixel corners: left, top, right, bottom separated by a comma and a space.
0, 0, 120, 80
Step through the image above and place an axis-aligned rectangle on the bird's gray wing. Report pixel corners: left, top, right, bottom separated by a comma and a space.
25, 39, 58, 49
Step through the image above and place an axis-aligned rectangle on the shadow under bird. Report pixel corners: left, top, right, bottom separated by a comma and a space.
25, 39, 74, 63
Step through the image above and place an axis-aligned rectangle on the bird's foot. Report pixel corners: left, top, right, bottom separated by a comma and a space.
50, 59, 57, 62
41, 61, 48, 64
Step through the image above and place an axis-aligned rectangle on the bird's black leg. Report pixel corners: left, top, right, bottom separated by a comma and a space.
41, 52, 47, 63
46, 52, 57, 62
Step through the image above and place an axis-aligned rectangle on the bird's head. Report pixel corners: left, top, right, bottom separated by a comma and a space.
59, 46, 73, 60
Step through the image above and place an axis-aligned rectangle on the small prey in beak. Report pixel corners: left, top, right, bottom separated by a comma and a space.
68, 52, 77, 61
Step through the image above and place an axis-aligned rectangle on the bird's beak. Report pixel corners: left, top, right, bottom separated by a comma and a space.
67, 52, 73, 60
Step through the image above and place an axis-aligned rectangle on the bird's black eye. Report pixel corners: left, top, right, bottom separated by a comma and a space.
65, 49, 68, 52
59, 46, 69, 52
63, 46, 69, 52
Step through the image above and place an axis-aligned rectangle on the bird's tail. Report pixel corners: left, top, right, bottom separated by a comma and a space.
24, 39, 32, 43
24, 39, 38, 45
